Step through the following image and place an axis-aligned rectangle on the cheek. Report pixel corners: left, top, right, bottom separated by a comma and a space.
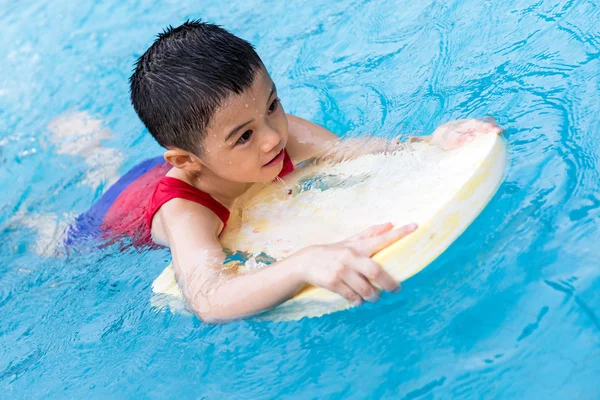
275, 112, 289, 141
217, 150, 260, 176
203, 149, 234, 171
201, 142, 258, 178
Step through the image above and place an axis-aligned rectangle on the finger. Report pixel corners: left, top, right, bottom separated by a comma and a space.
482, 115, 496, 123
462, 119, 480, 133
353, 223, 418, 256
342, 269, 380, 302
348, 222, 393, 241
474, 117, 502, 135
475, 121, 499, 134
351, 257, 399, 292
487, 122, 503, 135
332, 281, 364, 307
442, 130, 471, 150
455, 132, 475, 146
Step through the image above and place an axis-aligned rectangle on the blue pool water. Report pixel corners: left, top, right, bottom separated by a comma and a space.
1, 0, 599, 398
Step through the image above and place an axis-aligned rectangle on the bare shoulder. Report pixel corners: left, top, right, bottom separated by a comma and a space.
151, 198, 223, 249
285, 114, 339, 163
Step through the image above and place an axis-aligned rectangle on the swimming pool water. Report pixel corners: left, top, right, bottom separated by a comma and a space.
1, 0, 599, 398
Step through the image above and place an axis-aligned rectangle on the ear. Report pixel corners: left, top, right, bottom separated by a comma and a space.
163, 148, 203, 172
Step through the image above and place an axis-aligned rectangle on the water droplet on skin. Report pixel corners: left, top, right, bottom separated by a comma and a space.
228, 161, 232, 164
245, 104, 248, 108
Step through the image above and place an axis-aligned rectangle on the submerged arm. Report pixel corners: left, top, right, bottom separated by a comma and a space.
159, 199, 307, 323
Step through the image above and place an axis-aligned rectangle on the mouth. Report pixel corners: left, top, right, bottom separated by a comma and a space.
264, 148, 285, 167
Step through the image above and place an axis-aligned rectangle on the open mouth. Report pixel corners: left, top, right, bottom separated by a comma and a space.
264, 148, 284, 167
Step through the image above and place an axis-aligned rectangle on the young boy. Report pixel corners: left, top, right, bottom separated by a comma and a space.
126, 20, 500, 322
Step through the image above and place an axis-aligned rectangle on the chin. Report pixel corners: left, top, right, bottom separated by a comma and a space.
257, 174, 279, 183
256, 169, 282, 183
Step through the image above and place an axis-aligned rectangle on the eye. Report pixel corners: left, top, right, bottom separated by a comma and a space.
236, 130, 253, 145
268, 98, 280, 114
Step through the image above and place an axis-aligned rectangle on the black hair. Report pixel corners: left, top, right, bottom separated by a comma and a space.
129, 20, 264, 155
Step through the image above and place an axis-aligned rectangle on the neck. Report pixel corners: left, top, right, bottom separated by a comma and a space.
169, 167, 253, 208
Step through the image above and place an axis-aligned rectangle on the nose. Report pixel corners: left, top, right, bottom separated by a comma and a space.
260, 125, 282, 153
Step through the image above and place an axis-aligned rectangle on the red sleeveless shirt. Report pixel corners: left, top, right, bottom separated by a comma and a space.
145, 150, 295, 235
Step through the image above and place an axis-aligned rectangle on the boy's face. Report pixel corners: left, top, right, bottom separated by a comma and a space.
199, 68, 289, 183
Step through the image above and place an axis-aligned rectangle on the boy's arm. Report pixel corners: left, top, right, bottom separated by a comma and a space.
156, 198, 414, 323
285, 114, 409, 163
284, 114, 340, 162
158, 199, 306, 323
285, 114, 502, 163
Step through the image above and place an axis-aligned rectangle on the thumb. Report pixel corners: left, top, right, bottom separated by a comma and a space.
352, 223, 418, 256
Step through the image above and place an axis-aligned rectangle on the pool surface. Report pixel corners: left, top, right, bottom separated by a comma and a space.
1, 0, 599, 398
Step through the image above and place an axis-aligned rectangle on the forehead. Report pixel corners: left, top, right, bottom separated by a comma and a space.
207, 69, 274, 134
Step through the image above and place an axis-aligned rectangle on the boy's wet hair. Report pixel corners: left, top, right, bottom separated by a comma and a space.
129, 20, 264, 155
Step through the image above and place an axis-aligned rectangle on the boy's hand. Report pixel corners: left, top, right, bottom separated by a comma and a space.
291, 222, 417, 306
429, 118, 503, 150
